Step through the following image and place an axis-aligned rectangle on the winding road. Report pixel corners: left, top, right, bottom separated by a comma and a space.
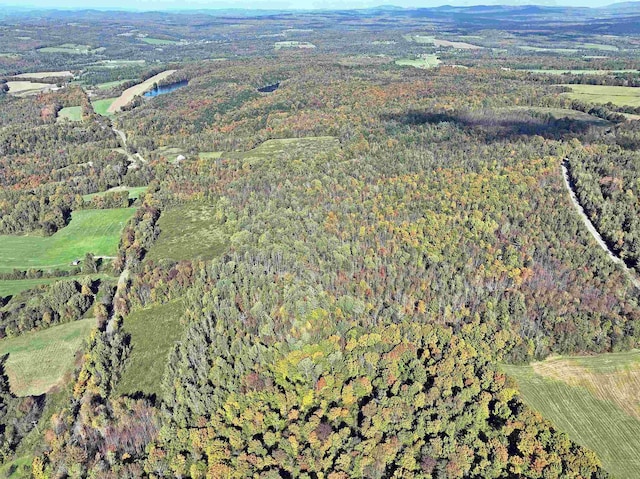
112, 126, 146, 169
561, 160, 640, 289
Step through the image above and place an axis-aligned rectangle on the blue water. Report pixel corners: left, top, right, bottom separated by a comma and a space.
143, 80, 188, 97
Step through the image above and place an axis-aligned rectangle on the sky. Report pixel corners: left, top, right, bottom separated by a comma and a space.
0, 0, 621, 10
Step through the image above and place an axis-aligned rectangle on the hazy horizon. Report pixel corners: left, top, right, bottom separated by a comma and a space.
0, 0, 624, 11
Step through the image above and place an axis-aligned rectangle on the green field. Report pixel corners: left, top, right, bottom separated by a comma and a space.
523, 69, 638, 75
395, 55, 441, 69
0, 318, 96, 396
517, 45, 578, 54
118, 299, 186, 396
37, 43, 98, 54
0, 274, 107, 298
140, 37, 182, 45
146, 203, 228, 262
82, 186, 148, 201
57, 106, 82, 122
561, 84, 640, 107
91, 97, 117, 116
0, 208, 135, 272
0, 454, 32, 478
94, 79, 135, 89
503, 351, 640, 479
274, 41, 316, 50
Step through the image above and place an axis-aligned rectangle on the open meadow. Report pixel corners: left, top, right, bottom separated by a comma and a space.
503, 352, 640, 479
561, 84, 640, 107
0, 318, 96, 396
0, 208, 134, 272
118, 300, 186, 396
91, 97, 117, 116
146, 203, 228, 262
57, 106, 82, 121
395, 55, 441, 69
82, 186, 148, 201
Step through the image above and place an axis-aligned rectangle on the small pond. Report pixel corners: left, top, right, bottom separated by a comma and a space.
144, 80, 188, 97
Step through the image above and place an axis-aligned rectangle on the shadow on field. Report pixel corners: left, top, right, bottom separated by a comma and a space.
382, 108, 607, 142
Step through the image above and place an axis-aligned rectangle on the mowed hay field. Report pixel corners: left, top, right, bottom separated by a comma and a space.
118, 299, 186, 396
561, 84, 640, 107
0, 318, 96, 396
107, 69, 176, 114
0, 208, 135, 272
6, 81, 51, 96
92, 97, 117, 116
503, 351, 640, 479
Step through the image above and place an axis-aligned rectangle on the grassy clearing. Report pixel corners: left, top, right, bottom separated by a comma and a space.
395, 54, 441, 69
118, 299, 186, 396
12, 70, 73, 79
503, 351, 640, 479
146, 203, 228, 262
0, 208, 135, 272
227, 137, 340, 168
0, 454, 32, 478
94, 79, 136, 89
107, 70, 176, 114
274, 41, 316, 50
140, 37, 182, 45
561, 84, 640, 107
57, 106, 82, 122
0, 318, 96, 396
82, 186, 148, 201
578, 42, 619, 51
518, 45, 578, 54
408, 35, 482, 49
5, 81, 51, 96
37, 43, 96, 54
524, 69, 638, 75
0, 274, 107, 298
91, 97, 117, 116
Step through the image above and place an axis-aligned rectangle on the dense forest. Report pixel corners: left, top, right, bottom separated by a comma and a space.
1, 3, 640, 478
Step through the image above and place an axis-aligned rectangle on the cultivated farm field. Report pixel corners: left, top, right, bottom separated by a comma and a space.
0, 208, 135, 272
0, 318, 96, 396
504, 352, 640, 479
